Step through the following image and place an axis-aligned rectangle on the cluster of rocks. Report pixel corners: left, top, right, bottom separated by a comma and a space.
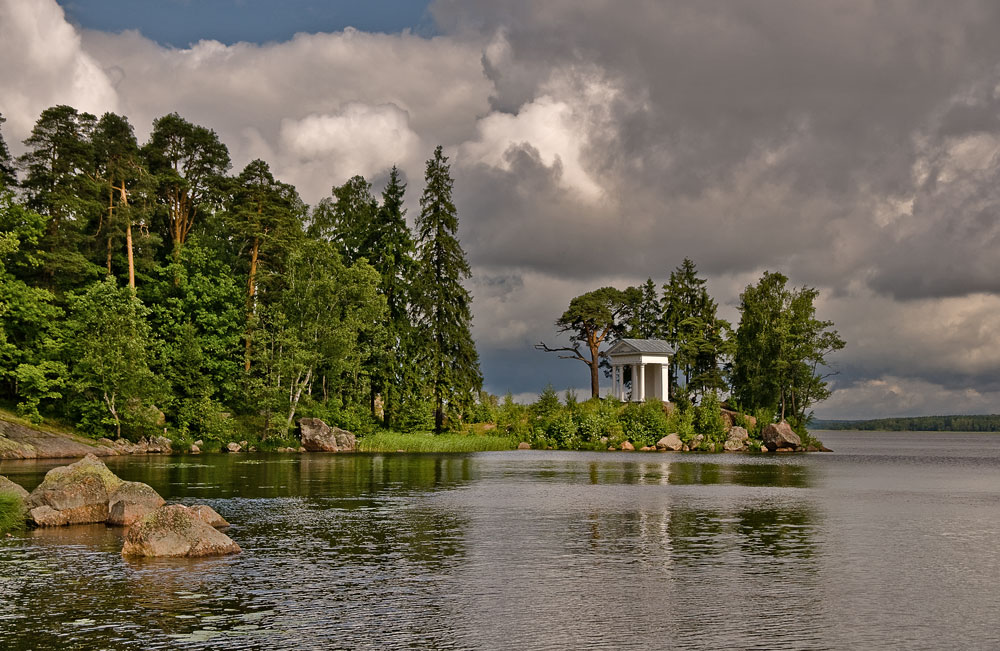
96, 435, 174, 455
3, 454, 240, 557
561, 409, 812, 454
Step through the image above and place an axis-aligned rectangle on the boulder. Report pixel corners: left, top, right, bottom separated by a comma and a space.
26, 454, 123, 526
656, 433, 683, 451
620, 441, 635, 451
147, 435, 172, 454
762, 421, 802, 451
121, 504, 241, 557
28, 505, 69, 527
724, 438, 746, 452
107, 481, 165, 526
226, 442, 241, 453
299, 418, 356, 452
0, 475, 29, 500
640, 445, 655, 451
760, 444, 768, 453
517, 442, 531, 450
189, 444, 201, 454
189, 505, 229, 528
727, 426, 749, 442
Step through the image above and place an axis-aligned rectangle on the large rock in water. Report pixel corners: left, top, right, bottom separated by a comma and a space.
298, 418, 356, 452
762, 421, 802, 451
121, 504, 241, 557
107, 481, 165, 526
26, 454, 123, 526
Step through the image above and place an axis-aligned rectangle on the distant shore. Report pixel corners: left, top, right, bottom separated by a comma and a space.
813, 415, 1000, 432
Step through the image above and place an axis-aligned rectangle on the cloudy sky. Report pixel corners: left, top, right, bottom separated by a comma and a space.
3, 0, 1000, 418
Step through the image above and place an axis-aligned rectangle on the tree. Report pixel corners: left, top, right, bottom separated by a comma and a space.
225, 159, 304, 372
536, 286, 626, 399
661, 258, 730, 401
143, 113, 230, 261
620, 278, 661, 338
17, 105, 101, 291
310, 175, 378, 265
364, 166, 416, 426
92, 113, 147, 289
412, 146, 482, 432
731, 271, 845, 426
67, 277, 156, 437
0, 113, 16, 188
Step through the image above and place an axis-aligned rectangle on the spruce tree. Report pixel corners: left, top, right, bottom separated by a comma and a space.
365, 166, 416, 426
412, 146, 482, 432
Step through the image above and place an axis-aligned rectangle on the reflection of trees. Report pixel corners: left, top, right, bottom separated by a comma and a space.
737, 507, 816, 558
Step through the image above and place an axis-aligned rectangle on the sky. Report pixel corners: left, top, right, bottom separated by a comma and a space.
2, 0, 1000, 419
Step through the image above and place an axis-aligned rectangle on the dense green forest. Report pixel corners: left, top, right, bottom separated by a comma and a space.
0, 107, 481, 443
813, 415, 1000, 432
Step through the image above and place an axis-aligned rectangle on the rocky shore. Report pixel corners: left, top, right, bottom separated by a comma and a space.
1, 454, 240, 557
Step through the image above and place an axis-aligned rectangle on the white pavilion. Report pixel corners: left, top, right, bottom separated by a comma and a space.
606, 338, 674, 402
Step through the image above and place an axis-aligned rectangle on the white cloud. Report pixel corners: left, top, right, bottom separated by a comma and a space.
0, 0, 119, 136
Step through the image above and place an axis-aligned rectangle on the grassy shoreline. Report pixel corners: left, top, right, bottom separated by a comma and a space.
358, 431, 519, 453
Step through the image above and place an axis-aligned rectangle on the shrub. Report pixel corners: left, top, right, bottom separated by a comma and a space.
620, 400, 670, 448
694, 392, 727, 441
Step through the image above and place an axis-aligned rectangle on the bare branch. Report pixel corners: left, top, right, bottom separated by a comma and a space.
535, 341, 588, 364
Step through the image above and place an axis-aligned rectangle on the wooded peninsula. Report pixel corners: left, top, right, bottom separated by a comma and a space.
0, 105, 844, 454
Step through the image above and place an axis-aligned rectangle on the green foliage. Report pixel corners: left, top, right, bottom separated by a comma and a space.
694, 392, 727, 441
0, 492, 25, 534
731, 271, 845, 429
620, 400, 671, 448
14, 361, 65, 422
814, 414, 1000, 432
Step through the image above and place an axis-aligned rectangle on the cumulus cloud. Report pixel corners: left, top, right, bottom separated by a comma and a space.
0, 0, 119, 135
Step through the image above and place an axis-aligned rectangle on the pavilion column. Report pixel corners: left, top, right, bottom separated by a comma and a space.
612, 365, 619, 399
661, 364, 669, 402
631, 364, 639, 401
638, 363, 646, 402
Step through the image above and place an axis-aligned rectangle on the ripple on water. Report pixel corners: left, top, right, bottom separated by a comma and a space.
1, 441, 999, 650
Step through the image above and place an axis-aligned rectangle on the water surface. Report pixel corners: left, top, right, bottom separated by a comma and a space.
2, 431, 999, 649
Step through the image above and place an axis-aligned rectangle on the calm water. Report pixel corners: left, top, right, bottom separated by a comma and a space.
1, 431, 999, 650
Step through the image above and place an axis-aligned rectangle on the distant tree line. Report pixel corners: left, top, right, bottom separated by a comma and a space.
814, 415, 1000, 432
538, 258, 845, 434
0, 106, 482, 442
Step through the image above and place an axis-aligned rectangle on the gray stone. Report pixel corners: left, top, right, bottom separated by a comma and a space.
517, 442, 531, 450
621, 441, 635, 451
727, 426, 749, 442
724, 438, 746, 452
189, 505, 229, 528
226, 442, 242, 453
762, 421, 802, 451
107, 481, 165, 526
121, 505, 240, 557
189, 444, 201, 454
656, 433, 683, 451
26, 454, 123, 526
147, 435, 172, 454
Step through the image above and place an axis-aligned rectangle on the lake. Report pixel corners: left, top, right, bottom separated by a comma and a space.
2, 431, 999, 650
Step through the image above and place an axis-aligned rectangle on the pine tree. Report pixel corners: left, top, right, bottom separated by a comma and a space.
18, 105, 102, 292
412, 146, 482, 432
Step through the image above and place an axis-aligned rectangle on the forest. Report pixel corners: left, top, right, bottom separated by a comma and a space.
0, 106, 481, 444
0, 106, 846, 452
813, 415, 1000, 432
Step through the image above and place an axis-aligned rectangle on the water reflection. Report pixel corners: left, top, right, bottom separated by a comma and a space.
6, 442, 996, 649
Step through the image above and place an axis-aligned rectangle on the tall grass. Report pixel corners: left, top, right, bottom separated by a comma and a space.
358, 431, 518, 453
0, 493, 25, 534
